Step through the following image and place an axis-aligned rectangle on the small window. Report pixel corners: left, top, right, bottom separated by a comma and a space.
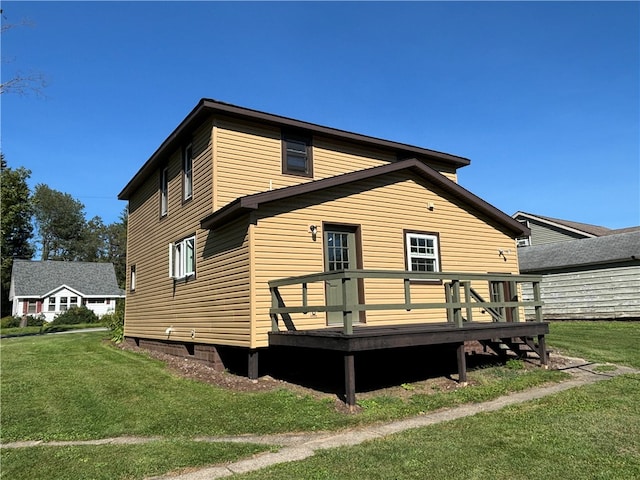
160, 167, 168, 216
130, 265, 136, 292
405, 231, 441, 277
48, 297, 56, 312
282, 134, 313, 177
169, 236, 195, 279
183, 144, 193, 201
60, 297, 69, 311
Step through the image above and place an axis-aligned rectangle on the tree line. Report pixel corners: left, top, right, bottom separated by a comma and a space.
1, 156, 127, 317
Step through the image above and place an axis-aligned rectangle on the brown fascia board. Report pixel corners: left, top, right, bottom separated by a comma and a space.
118, 98, 471, 200
513, 211, 605, 237
201, 158, 529, 238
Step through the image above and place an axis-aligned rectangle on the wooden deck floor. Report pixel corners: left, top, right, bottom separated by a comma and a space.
269, 321, 550, 407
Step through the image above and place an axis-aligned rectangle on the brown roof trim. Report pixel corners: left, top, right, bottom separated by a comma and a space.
512, 211, 610, 237
118, 99, 471, 200
201, 158, 529, 237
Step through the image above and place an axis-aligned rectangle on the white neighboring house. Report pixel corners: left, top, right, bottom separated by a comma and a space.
9, 260, 125, 322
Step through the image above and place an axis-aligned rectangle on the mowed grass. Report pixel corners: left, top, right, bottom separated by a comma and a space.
1, 441, 273, 480
233, 373, 640, 480
547, 320, 640, 368
0, 332, 565, 443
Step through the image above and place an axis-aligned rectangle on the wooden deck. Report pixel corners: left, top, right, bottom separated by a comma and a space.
269, 321, 549, 406
267, 269, 549, 406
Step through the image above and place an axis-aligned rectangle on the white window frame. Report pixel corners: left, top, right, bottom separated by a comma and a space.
48, 296, 56, 312
130, 264, 136, 291
169, 235, 195, 279
183, 144, 193, 201
405, 232, 440, 274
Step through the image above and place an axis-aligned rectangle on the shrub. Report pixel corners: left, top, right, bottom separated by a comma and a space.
103, 299, 125, 343
49, 306, 99, 326
26, 315, 46, 327
1, 316, 21, 329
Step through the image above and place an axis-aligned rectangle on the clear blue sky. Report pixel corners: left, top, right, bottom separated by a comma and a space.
2, 1, 639, 228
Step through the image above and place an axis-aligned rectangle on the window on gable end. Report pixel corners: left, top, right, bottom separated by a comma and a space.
183, 144, 193, 201
282, 133, 313, 177
404, 231, 442, 283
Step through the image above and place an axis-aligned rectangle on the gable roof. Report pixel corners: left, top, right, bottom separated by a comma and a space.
512, 211, 612, 238
118, 98, 471, 200
201, 158, 528, 237
10, 260, 125, 298
518, 230, 640, 272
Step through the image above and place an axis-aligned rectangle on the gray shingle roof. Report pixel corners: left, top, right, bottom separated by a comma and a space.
11, 260, 124, 297
518, 230, 640, 272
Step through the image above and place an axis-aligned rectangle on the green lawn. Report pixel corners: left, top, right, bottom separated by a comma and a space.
2, 323, 636, 480
547, 320, 640, 368
0, 332, 565, 442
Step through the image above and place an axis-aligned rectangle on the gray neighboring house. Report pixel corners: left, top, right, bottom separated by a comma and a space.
519, 231, 640, 320
9, 260, 125, 321
512, 211, 639, 246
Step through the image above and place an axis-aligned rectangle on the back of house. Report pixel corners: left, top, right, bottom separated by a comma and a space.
119, 99, 529, 358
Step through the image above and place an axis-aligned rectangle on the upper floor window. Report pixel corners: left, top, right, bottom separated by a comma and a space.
183, 144, 193, 201
169, 235, 195, 280
282, 133, 313, 177
405, 231, 441, 275
160, 167, 168, 216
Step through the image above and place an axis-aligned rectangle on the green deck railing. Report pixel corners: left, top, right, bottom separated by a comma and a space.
269, 269, 544, 335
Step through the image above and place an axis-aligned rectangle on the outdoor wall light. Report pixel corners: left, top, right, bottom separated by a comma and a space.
309, 225, 318, 235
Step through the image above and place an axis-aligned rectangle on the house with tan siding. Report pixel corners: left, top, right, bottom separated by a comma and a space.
119, 99, 549, 404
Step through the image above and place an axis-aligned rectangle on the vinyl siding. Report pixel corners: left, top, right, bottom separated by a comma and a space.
521, 265, 640, 320
252, 172, 519, 347
213, 116, 459, 212
125, 120, 253, 347
528, 219, 589, 245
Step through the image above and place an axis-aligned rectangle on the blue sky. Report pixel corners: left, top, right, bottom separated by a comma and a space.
2, 1, 639, 228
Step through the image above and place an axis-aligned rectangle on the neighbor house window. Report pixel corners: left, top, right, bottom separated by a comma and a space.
405, 231, 441, 275
183, 144, 193, 201
130, 265, 136, 291
160, 167, 168, 216
169, 235, 195, 279
60, 297, 69, 311
87, 298, 105, 304
48, 297, 56, 312
282, 133, 313, 177
27, 300, 37, 314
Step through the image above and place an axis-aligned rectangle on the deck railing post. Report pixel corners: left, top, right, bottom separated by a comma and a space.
451, 279, 462, 327
533, 280, 543, 323
510, 281, 520, 323
404, 278, 412, 311
463, 281, 472, 322
444, 282, 453, 323
302, 282, 308, 314
270, 287, 279, 332
342, 276, 353, 335
497, 282, 506, 322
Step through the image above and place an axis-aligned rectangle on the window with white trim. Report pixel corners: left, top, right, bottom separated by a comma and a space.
27, 299, 38, 314
169, 236, 195, 279
48, 297, 56, 312
60, 296, 69, 311
406, 232, 440, 273
183, 144, 193, 201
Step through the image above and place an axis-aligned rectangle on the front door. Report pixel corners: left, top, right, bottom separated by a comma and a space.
324, 225, 361, 325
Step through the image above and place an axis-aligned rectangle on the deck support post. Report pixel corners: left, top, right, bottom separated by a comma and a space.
248, 349, 259, 379
538, 334, 548, 369
344, 353, 356, 408
456, 343, 467, 385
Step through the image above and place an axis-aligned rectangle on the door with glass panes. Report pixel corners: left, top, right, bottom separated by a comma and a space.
323, 225, 362, 325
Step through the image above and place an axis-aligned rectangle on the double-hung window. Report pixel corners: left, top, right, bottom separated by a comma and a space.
169, 235, 195, 279
183, 144, 193, 201
405, 232, 440, 275
282, 133, 313, 177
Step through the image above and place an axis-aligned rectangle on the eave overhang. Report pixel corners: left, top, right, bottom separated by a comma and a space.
201, 158, 529, 238
118, 98, 471, 200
